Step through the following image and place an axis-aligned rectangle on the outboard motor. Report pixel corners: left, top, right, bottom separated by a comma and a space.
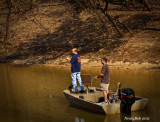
120, 88, 135, 114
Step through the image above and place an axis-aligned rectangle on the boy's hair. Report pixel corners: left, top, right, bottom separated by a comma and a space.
102, 58, 107, 63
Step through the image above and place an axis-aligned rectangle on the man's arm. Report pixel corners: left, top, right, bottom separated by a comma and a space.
95, 73, 104, 79
95, 65, 105, 80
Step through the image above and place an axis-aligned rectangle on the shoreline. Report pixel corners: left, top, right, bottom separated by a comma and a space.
4, 58, 160, 71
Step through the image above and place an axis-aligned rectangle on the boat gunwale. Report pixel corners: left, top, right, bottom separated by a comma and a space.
63, 89, 148, 104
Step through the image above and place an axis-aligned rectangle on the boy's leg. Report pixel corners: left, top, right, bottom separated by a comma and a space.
71, 72, 77, 92
76, 72, 84, 90
76, 72, 82, 86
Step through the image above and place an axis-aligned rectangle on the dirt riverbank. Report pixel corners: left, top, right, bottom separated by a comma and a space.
10, 57, 160, 71
0, 1, 160, 70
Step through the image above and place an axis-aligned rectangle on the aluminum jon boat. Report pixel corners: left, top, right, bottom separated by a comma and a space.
63, 87, 148, 114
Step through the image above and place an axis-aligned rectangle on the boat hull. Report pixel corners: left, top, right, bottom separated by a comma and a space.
63, 91, 105, 113
63, 88, 148, 114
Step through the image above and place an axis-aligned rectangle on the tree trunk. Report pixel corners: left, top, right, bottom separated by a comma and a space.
144, 0, 151, 11
96, 1, 123, 36
104, 0, 109, 12
105, 12, 123, 36
4, 0, 12, 48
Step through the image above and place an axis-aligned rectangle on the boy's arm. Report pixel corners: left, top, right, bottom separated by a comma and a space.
65, 57, 71, 64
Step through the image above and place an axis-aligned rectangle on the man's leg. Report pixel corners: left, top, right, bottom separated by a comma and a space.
71, 72, 77, 92
103, 90, 108, 102
101, 83, 109, 103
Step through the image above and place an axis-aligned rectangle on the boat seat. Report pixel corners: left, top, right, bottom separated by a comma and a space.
81, 74, 92, 93
109, 82, 122, 102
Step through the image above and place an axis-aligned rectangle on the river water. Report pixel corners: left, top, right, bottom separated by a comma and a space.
0, 64, 160, 122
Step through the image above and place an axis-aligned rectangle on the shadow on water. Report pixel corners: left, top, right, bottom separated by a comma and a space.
65, 104, 152, 122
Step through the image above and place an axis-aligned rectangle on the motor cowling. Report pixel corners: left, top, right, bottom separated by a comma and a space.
120, 88, 135, 114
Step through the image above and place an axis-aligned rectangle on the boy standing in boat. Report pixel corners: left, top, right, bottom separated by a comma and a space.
65, 48, 84, 92
95, 58, 110, 103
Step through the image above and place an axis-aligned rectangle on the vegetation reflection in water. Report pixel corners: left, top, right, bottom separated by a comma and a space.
0, 64, 159, 122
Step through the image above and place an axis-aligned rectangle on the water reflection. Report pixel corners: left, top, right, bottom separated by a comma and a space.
67, 104, 150, 122
74, 117, 85, 122
0, 64, 160, 122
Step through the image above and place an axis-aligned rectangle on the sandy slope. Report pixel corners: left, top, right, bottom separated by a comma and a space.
0, 1, 160, 70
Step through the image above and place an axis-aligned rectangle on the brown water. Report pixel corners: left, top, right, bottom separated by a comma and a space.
0, 64, 160, 122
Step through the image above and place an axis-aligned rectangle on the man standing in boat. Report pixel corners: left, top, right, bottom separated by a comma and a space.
95, 58, 110, 104
65, 48, 84, 92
